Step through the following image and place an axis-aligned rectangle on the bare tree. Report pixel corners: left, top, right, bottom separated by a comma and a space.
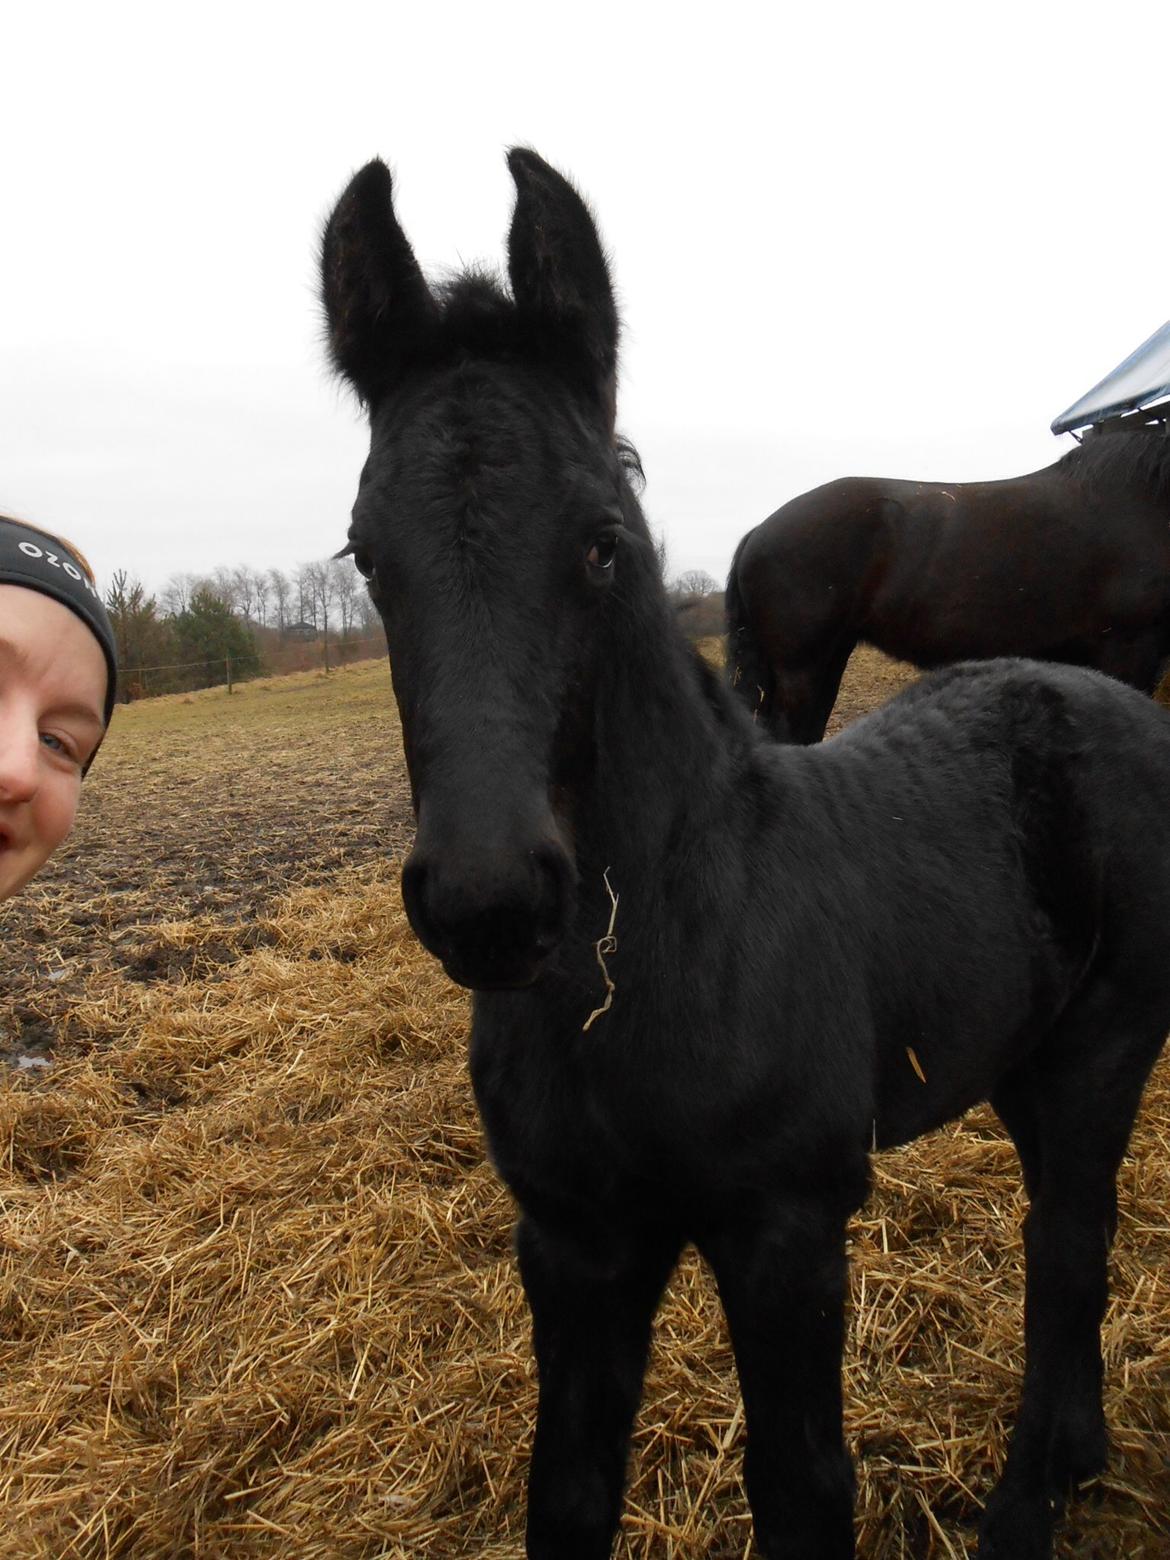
210, 566, 239, 613
674, 569, 719, 598
328, 555, 359, 640
268, 568, 291, 633
232, 565, 258, 623
294, 563, 317, 628
251, 568, 270, 628
161, 572, 197, 616
671, 568, 725, 641
301, 560, 336, 665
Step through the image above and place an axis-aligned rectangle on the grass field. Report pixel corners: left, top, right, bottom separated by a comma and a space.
1, 651, 1167, 1558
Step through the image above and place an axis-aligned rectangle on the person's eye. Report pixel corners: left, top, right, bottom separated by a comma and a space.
41, 731, 80, 764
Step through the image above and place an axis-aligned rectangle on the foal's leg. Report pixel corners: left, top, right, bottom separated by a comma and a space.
978, 1007, 1167, 1560
700, 1206, 856, 1558
518, 1216, 682, 1560
990, 1066, 1043, 1203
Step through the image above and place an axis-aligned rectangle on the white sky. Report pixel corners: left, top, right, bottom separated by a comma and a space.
2, 1, 1167, 597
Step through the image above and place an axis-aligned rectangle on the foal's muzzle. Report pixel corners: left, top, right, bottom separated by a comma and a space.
401, 814, 576, 990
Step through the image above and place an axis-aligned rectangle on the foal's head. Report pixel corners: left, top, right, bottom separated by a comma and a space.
322, 150, 652, 990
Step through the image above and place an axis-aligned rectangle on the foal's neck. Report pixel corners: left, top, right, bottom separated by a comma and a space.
577, 594, 749, 878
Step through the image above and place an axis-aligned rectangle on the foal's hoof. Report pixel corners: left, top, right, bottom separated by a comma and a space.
976, 1489, 1057, 1560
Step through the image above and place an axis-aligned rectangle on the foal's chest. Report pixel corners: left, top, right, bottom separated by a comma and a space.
469, 1000, 855, 1220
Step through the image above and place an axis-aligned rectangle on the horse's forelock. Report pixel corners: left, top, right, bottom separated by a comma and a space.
432, 271, 517, 352
417, 268, 616, 426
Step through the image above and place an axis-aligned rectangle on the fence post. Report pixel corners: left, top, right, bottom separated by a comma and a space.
226, 654, 233, 694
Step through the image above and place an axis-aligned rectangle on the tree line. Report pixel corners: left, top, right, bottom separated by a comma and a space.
103, 558, 725, 703
105, 557, 383, 700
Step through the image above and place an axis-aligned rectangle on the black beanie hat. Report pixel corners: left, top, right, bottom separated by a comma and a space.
0, 518, 118, 738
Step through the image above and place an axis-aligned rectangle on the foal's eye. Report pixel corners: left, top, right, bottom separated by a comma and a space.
585, 531, 619, 577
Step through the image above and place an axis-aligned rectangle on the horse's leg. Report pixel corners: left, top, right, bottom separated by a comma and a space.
728, 621, 778, 729
978, 997, 1167, 1560
771, 641, 855, 744
699, 1205, 856, 1558
518, 1216, 682, 1559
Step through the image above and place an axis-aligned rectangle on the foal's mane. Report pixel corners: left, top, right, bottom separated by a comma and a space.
1060, 424, 1170, 503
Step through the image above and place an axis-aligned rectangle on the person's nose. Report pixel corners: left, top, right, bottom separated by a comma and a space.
0, 708, 41, 804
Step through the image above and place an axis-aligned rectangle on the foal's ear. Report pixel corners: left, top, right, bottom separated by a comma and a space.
320, 159, 437, 405
506, 148, 619, 423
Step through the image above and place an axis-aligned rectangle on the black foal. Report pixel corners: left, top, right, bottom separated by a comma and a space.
320, 147, 1170, 1559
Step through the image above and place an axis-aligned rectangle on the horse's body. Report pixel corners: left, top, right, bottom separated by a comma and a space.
321, 151, 1170, 1560
727, 439, 1170, 741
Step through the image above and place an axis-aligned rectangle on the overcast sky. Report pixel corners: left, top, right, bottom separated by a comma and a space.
2, 2, 1167, 598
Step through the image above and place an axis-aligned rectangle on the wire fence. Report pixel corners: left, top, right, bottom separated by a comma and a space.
117, 633, 388, 703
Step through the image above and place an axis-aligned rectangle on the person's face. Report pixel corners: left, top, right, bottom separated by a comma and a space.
0, 585, 107, 900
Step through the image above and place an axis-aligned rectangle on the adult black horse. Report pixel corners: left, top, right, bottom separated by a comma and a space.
726, 433, 1170, 742
320, 150, 1170, 1560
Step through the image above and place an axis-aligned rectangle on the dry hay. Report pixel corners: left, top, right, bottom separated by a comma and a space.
1, 866, 1167, 1559
1, 647, 1168, 1557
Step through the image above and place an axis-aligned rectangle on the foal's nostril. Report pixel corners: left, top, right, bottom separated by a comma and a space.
401, 827, 576, 987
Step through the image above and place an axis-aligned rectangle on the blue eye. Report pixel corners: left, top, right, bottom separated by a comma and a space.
40, 732, 78, 763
